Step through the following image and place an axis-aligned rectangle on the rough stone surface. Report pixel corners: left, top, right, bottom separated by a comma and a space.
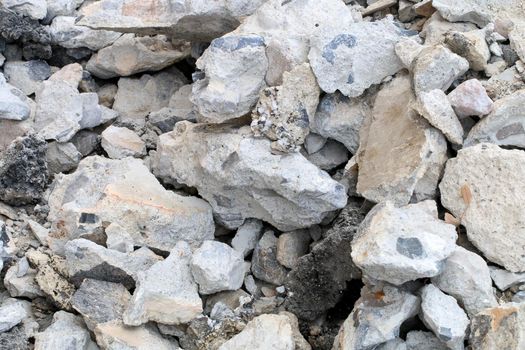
123, 241, 203, 326
431, 246, 497, 317
421, 13, 477, 45
3, 60, 51, 95
448, 79, 494, 118
276, 230, 311, 269
190, 240, 245, 295
231, 219, 263, 258
405, 331, 448, 350
464, 89, 524, 148
445, 28, 491, 71
46, 141, 82, 174
4, 258, 43, 298
0, 298, 31, 333
49, 62, 83, 88
0, 134, 48, 205
440, 143, 525, 272
101, 125, 146, 159
34, 311, 98, 350
251, 231, 289, 285
0, 73, 31, 121
47, 156, 214, 253
1, 0, 47, 20
153, 121, 347, 231
303, 140, 349, 171
356, 74, 448, 205
95, 322, 179, 350
489, 266, 525, 291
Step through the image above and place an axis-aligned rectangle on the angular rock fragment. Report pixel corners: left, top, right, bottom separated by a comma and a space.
190, 241, 245, 295
0, 73, 31, 121
65, 238, 162, 289
101, 125, 146, 159
276, 230, 311, 269
414, 89, 464, 145
432, 0, 523, 27
27, 219, 49, 246
469, 303, 525, 350
87, 34, 191, 79
123, 242, 202, 326
431, 246, 497, 317
356, 74, 447, 205
421, 13, 477, 45
0, 298, 31, 333
447, 79, 494, 118
153, 121, 347, 231
303, 140, 349, 171
95, 322, 179, 350
411, 45, 469, 95
46, 141, 82, 174
419, 284, 469, 350
78, 92, 118, 129
351, 201, 457, 285
440, 143, 525, 272
333, 285, 420, 350
1, 0, 47, 20
251, 63, 320, 153
489, 266, 525, 291
309, 18, 412, 97
47, 156, 214, 252
464, 89, 524, 148
105, 223, 134, 253
0, 134, 48, 205
395, 37, 426, 68
49, 62, 83, 88
3, 60, 51, 95
49, 16, 121, 50
303, 133, 327, 155
231, 219, 263, 258
34, 311, 98, 350
4, 258, 43, 298
251, 231, 289, 285
445, 28, 491, 71
405, 331, 448, 350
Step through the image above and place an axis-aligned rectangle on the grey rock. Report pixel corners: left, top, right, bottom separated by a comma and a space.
276, 230, 311, 269
464, 88, 524, 148
167, 84, 200, 121
49, 63, 83, 88
152, 121, 347, 231
376, 338, 407, 350
0, 8, 51, 44
44, 0, 84, 21
411, 45, 469, 95
352, 201, 457, 285
333, 284, 420, 350
0, 73, 31, 121
303, 133, 327, 155
78, 92, 118, 129
303, 140, 349, 171
0, 134, 48, 205
49, 15, 121, 50
284, 199, 366, 320
190, 240, 245, 295
123, 241, 202, 326
489, 266, 525, 291
405, 331, 448, 350
439, 143, 525, 272
101, 125, 146, 159
395, 37, 426, 68
431, 246, 497, 317
70, 130, 100, 156
0, 298, 30, 333
4, 258, 43, 298
231, 219, 264, 258
27, 219, 49, 246
3, 60, 51, 95
64, 238, 162, 289
46, 141, 82, 174
34, 311, 98, 350
94, 322, 179, 350
448, 78, 494, 118
419, 284, 469, 350
309, 18, 411, 97
2, 0, 47, 20
105, 223, 134, 253
87, 34, 191, 79
432, 0, 524, 27
71, 278, 131, 331
252, 231, 289, 285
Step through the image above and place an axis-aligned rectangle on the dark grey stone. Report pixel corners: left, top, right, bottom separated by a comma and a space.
396, 237, 424, 259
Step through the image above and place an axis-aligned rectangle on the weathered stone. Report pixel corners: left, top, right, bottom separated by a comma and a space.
464, 89, 524, 147
431, 246, 497, 317
405, 331, 448, 350
71, 130, 100, 157
251, 231, 289, 285
45, 141, 82, 174
421, 13, 477, 45
251, 63, 320, 153
445, 28, 491, 71
448, 78, 494, 118
72, 278, 131, 331
49, 15, 121, 50
3, 60, 51, 95
95, 322, 179, 350
4, 258, 43, 298
395, 37, 426, 69
113, 68, 187, 128
231, 219, 264, 258
352, 201, 457, 285
285, 199, 365, 320
167, 84, 199, 121
484, 66, 525, 100
97, 84, 117, 108
0, 298, 31, 333
411, 45, 469, 95
2, 0, 47, 20
77, 0, 267, 41
101, 125, 146, 159
79, 92, 118, 130
153, 122, 347, 231
276, 230, 311, 269
47, 156, 214, 253
34, 311, 98, 350
419, 284, 469, 350
490, 266, 525, 291
303, 133, 327, 155
309, 18, 411, 97
50, 63, 83, 88
123, 241, 202, 326
303, 140, 349, 171
0, 8, 51, 44
432, 0, 524, 27
0, 134, 48, 205
469, 303, 525, 350
105, 223, 134, 253
509, 23, 525, 62
0, 73, 31, 121
44, 0, 84, 22
440, 143, 525, 272
192, 35, 268, 123
332, 284, 420, 350
204, 289, 250, 314
87, 34, 191, 79
414, 89, 464, 145
27, 219, 49, 246
65, 238, 162, 289
356, 74, 447, 205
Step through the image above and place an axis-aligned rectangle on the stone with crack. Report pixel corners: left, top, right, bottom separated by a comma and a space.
431, 246, 497, 317
251, 231, 289, 285
414, 89, 464, 145
356, 74, 447, 205
251, 63, 320, 153
332, 284, 420, 350
447, 79, 494, 118
87, 34, 191, 79
152, 121, 347, 231
440, 143, 525, 272
464, 89, 524, 148
419, 284, 469, 350
34, 311, 98, 350
0, 73, 31, 121
351, 201, 457, 285
123, 241, 202, 326
3, 60, 51, 95
445, 28, 491, 71
47, 156, 214, 253
489, 266, 525, 291
64, 238, 162, 289
309, 18, 413, 97
101, 125, 146, 159
231, 219, 264, 258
